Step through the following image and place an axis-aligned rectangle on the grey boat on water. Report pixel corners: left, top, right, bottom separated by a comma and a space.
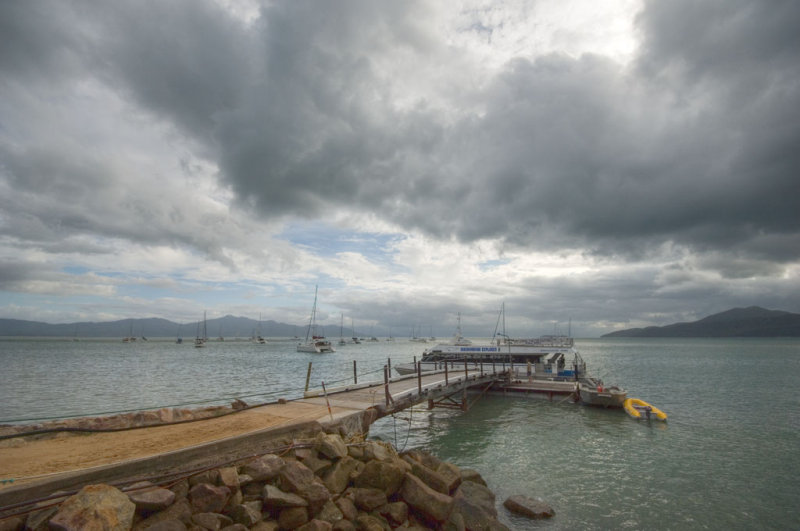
395, 316, 626, 407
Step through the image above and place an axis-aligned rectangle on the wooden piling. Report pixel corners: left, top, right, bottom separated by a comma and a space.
305, 362, 312, 392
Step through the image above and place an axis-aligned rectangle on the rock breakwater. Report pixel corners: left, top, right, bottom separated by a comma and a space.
1, 433, 513, 530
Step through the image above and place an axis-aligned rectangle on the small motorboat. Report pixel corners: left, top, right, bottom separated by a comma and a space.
624, 398, 667, 421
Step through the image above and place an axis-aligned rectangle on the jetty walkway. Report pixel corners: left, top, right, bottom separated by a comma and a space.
0, 364, 504, 509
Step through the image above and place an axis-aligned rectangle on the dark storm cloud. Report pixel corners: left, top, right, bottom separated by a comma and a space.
211, 0, 797, 264
2, 0, 798, 270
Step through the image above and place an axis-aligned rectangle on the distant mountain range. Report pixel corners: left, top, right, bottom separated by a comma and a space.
602, 306, 800, 337
0, 315, 349, 339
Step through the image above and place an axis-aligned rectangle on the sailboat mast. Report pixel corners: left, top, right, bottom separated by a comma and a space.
305, 285, 318, 342
502, 302, 506, 339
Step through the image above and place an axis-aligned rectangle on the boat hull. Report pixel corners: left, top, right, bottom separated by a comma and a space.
623, 398, 667, 421
578, 382, 627, 408
297, 340, 335, 353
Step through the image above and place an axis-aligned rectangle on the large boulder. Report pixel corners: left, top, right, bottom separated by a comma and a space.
407, 462, 449, 494
188, 483, 231, 514
262, 484, 309, 509
451, 496, 501, 531
402, 450, 441, 470
49, 484, 135, 531
436, 462, 463, 493
243, 454, 285, 482
315, 432, 348, 459
353, 460, 406, 496
302, 482, 332, 514
343, 488, 387, 512
315, 500, 344, 525
354, 515, 386, 531
459, 469, 487, 487
217, 467, 240, 490
278, 506, 309, 529
377, 502, 408, 526
334, 497, 358, 521
453, 481, 496, 518
300, 454, 333, 475
228, 502, 262, 527
132, 498, 193, 530
399, 473, 454, 524
362, 441, 396, 462
191, 512, 232, 529
189, 470, 218, 487
322, 456, 361, 494
279, 461, 317, 494
127, 481, 176, 513
503, 495, 555, 519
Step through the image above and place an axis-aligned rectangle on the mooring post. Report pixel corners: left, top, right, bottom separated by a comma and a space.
388, 357, 391, 374
492, 360, 496, 375
480, 360, 484, 376
445, 362, 449, 385
417, 360, 422, 395
353, 360, 357, 384
464, 358, 468, 380
305, 362, 312, 392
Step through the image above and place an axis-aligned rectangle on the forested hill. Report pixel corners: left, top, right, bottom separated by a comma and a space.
602, 306, 800, 337
0, 315, 318, 338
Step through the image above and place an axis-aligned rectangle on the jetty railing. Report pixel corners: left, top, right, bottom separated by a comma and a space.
303, 358, 508, 416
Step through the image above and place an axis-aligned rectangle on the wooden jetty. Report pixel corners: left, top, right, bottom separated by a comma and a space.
0, 362, 507, 509
303, 363, 504, 416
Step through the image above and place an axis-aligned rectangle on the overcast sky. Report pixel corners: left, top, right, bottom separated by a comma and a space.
1, 0, 798, 337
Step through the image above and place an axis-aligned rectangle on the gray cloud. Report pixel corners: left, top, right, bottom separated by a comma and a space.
1, 0, 798, 329
5, 0, 796, 264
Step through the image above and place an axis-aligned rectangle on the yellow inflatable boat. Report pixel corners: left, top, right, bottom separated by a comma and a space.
623, 398, 667, 421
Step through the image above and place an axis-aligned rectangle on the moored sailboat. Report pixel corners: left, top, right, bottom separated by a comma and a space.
194, 311, 207, 348
297, 286, 334, 353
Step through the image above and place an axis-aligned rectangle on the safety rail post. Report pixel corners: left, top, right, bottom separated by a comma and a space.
480, 359, 484, 376
417, 360, 422, 395
464, 358, 468, 380
321, 381, 333, 421
388, 358, 392, 374
353, 360, 357, 384
492, 360, 496, 375
384, 365, 390, 406
445, 362, 449, 385
305, 362, 312, 392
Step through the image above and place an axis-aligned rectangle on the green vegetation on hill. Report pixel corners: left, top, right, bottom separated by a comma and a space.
603, 306, 800, 337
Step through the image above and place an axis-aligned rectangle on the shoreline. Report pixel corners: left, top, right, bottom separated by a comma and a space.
0, 404, 554, 529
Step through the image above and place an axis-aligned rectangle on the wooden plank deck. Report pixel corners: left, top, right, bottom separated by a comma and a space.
301, 367, 503, 415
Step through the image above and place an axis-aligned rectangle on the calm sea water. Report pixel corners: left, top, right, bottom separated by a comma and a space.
1, 337, 799, 529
